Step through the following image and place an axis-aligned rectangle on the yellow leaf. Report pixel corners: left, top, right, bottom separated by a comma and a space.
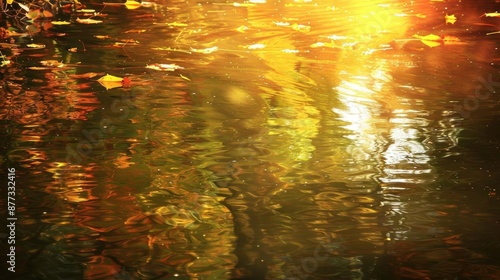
27, 43, 46, 49
233, 2, 255, 7
273, 21, 290, 27
36, 60, 66, 68
76, 18, 103, 24
190, 47, 218, 54
236, 25, 248, 32
483, 12, 500, 17
420, 40, 441, 48
76, 9, 95, 13
97, 76, 124, 90
7, 0, 13, 4
445, 14, 456, 24
146, 64, 184, 71
99, 81, 123, 90
52, 21, 71, 25
125, 29, 146, 33
125, 0, 141, 9
94, 35, 111, 39
180, 74, 191, 81
246, 43, 265, 49
413, 34, 442, 41
291, 23, 311, 33
310, 41, 336, 48
166, 22, 188, 27
98, 74, 123, 82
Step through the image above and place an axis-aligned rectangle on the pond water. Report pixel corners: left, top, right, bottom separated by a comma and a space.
1, 0, 500, 279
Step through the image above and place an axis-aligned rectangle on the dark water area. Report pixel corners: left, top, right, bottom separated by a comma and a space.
1, 0, 500, 279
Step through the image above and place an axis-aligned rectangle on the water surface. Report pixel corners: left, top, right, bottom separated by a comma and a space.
1, 0, 499, 279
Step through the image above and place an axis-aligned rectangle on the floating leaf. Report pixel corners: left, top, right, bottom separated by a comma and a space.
94, 35, 111, 39
125, 29, 146, 33
76, 9, 95, 13
180, 74, 191, 81
413, 33, 445, 47
125, 0, 141, 9
246, 43, 265, 49
119, 39, 139, 43
273, 21, 290, 27
43, 10, 53, 18
40, 60, 64, 67
291, 23, 311, 33
27, 43, 46, 49
27, 9, 41, 20
6, 0, 13, 4
190, 46, 218, 54
98, 74, 124, 90
236, 25, 248, 32
445, 14, 456, 24
282, 49, 299, 53
141, 1, 154, 8
233, 2, 255, 7
5, 30, 27, 37
420, 40, 441, 48
310, 41, 337, 48
325, 35, 349, 40
0, 43, 19, 48
166, 22, 188, 27
482, 12, 500, 18
413, 34, 442, 41
52, 21, 71, 25
98, 74, 123, 82
76, 18, 103, 24
18, 3, 29, 12
151, 47, 192, 54
146, 63, 184, 71
113, 41, 139, 47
